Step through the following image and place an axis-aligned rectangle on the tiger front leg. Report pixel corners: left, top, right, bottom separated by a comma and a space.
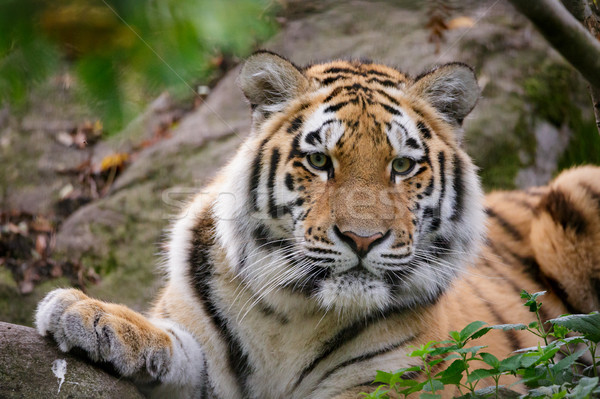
35, 288, 203, 396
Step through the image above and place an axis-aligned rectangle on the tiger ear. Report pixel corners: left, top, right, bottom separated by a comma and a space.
239, 51, 309, 111
409, 63, 479, 126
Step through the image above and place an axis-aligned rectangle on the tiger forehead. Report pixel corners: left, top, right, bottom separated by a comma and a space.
304, 60, 410, 85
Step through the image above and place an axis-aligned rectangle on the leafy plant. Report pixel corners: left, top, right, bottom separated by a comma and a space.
362, 291, 600, 399
0, 0, 278, 132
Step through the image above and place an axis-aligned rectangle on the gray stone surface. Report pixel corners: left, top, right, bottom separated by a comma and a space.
0, 321, 143, 398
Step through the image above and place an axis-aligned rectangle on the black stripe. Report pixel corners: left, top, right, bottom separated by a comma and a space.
323, 67, 357, 74
307, 247, 342, 255
256, 302, 289, 324
292, 161, 317, 177
189, 214, 252, 398
485, 207, 523, 241
287, 115, 304, 134
288, 131, 304, 160
249, 138, 269, 211
303, 119, 336, 149
405, 137, 420, 150
375, 89, 400, 105
305, 130, 322, 146
325, 101, 349, 113
468, 281, 522, 352
430, 152, 446, 233
449, 154, 465, 222
391, 120, 408, 137
315, 338, 414, 387
199, 356, 209, 399
579, 182, 600, 210
539, 189, 587, 235
485, 242, 555, 320
367, 77, 397, 87
322, 75, 348, 85
285, 173, 294, 191
324, 86, 344, 102
423, 177, 434, 197
416, 121, 431, 139
267, 148, 282, 218
365, 69, 392, 78
381, 253, 410, 259
413, 165, 428, 178
306, 256, 336, 264
381, 103, 402, 116
502, 195, 538, 215
293, 309, 403, 390
480, 252, 526, 300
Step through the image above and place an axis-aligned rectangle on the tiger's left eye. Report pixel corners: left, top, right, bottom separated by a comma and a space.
392, 157, 415, 175
307, 153, 330, 170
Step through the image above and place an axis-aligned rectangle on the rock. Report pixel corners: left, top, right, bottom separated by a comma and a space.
515, 120, 571, 187
0, 321, 143, 398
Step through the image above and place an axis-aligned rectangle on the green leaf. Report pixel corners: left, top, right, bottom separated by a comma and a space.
470, 327, 492, 340
552, 324, 570, 339
499, 354, 523, 372
520, 353, 542, 368
438, 359, 467, 385
550, 313, 600, 342
552, 348, 587, 372
419, 393, 442, 399
428, 358, 446, 368
567, 376, 599, 399
538, 346, 560, 362
399, 381, 427, 395
449, 330, 461, 342
421, 379, 444, 393
374, 371, 393, 384
529, 321, 539, 329
490, 323, 528, 331
459, 321, 487, 341
454, 345, 487, 355
552, 390, 568, 399
409, 341, 438, 358
466, 368, 500, 383
479, 352, 500, 368
429, 345, 460, 357
360, 385, 390, 399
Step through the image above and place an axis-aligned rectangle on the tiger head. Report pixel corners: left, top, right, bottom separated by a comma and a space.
214, 51, 485, 317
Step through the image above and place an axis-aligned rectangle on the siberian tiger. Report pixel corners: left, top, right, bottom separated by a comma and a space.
35, 51, 600, 398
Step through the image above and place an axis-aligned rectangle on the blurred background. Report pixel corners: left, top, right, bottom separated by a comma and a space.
1, 0, 599, 326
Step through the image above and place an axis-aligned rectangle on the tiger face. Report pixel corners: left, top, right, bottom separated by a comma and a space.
215, 51, 485, 316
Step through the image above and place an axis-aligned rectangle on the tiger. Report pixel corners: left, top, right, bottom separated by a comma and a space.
35, 51, 600, 398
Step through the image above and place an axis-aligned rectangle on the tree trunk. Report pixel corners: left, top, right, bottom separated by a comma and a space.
508, 0, 600, 134
0, 321, 143, 398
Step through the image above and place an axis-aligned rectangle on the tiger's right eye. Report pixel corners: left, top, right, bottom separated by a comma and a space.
307, 153, 331, 170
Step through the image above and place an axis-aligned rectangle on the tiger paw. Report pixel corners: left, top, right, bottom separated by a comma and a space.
35, 288, 173, 380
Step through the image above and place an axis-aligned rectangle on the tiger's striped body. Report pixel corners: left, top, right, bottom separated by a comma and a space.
36, 52, 600, 398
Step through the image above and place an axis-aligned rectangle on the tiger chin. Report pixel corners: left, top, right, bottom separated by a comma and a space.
35, 51, 600, 398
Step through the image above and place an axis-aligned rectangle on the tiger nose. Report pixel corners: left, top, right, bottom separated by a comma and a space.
334, 227, 387, 257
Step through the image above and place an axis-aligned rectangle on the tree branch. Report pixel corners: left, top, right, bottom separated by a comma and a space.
561, 0, 600, 134
507, 0, 600, 89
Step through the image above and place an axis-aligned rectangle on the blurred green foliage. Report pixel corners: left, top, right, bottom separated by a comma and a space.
0, 0, 278, 132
